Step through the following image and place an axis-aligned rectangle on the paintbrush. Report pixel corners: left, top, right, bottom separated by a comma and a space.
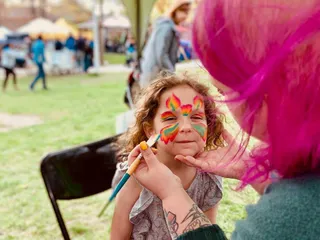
98, 133, 161, 217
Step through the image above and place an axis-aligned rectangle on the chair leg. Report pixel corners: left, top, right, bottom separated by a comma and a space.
42, 174, 71, 240
50, 198, 71, 240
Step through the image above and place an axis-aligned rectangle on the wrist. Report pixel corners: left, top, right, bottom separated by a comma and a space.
158, 179, 185, 201
161, 186, 188, 203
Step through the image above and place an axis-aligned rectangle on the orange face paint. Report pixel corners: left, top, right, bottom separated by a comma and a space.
166, 94, 181, 111
161, 111, 176, 121
181, 104, 193, 116
160, 123, 179, 144
193, 96, 204, 110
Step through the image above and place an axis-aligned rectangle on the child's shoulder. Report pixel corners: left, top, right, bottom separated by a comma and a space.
187, 171, 223, 212
195, 171, 223, 191
111, 161, 129, 189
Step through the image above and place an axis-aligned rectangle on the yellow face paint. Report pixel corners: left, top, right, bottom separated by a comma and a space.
161, 111, 176, 121
193, 96, 204, 110
166, 94, 181, 111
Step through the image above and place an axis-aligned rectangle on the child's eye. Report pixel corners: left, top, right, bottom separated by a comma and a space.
191, 115, 205, 120
163, 117, 176, 121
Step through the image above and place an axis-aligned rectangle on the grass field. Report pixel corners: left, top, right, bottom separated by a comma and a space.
0, 72, 258, 239
103, 53, 126, 65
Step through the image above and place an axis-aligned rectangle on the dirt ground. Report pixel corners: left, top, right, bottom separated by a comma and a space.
0, 112, 43, 132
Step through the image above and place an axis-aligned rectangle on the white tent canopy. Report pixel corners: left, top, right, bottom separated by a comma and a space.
78, 15, 131, 29
17, 18, 69, 35
0, 26, 12, 40
103, 15, 131, 29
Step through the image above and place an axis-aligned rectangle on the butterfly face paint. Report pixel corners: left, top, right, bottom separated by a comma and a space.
166, 94, 181, 111
160, 123, 179, 144
193, 96, 204, 110
181, 104, 192, 116
161, 93, 206, 144
192, 123, 208, 142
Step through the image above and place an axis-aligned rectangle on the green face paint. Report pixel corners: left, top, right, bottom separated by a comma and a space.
192, 123, 207, 142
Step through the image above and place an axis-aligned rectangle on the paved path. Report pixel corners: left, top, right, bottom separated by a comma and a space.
0, 61, 204, 78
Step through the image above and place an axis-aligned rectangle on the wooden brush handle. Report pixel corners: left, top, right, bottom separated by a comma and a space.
127, 154, 142, 175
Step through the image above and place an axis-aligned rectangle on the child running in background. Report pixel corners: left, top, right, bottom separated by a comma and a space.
1, 43, 19, 92
110, 73, 225, 239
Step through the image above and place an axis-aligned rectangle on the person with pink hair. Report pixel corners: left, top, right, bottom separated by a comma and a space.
123, 0, 320, 239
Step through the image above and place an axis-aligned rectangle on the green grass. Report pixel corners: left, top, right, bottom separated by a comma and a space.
0, 72, 258, 239
103, 53, 126, 65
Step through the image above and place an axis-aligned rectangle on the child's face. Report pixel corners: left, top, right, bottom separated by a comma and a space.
152, 85, 207, 157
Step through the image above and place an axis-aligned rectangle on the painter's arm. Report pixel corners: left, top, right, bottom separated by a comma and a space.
110, 177, 141, 240
163, 190, 212, 238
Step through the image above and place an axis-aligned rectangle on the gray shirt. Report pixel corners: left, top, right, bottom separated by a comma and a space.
112, 161, 223, 240
140, 18, 180, 88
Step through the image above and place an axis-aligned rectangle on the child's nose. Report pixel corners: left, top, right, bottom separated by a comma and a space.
179, 118, 192, 133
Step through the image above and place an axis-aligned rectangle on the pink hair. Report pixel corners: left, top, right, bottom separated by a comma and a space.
193, 0, 320, 184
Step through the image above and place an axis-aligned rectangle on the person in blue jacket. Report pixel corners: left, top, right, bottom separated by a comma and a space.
65, 34, 76, 51
29, 35, 48, 90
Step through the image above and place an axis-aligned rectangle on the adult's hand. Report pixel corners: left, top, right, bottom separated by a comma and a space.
175, 130, 250, 180
128, 141, 184, 200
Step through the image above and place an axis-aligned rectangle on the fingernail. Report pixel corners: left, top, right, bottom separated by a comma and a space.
140, 141, 148, 151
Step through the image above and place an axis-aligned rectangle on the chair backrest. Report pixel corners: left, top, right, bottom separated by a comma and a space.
40, 135, 120, 200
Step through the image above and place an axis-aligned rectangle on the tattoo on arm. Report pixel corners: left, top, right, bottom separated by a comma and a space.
165, 204, 212, 238
165, 211, 179, 238
181, 204, 211, 233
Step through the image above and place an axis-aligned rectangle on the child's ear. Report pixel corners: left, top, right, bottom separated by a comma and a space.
143, 122, 155, 138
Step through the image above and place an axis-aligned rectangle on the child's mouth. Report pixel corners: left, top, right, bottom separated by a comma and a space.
176, 140, 194, 144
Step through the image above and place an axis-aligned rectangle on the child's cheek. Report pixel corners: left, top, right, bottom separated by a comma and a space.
191, 123, 208, 142
160, 123, 179, 144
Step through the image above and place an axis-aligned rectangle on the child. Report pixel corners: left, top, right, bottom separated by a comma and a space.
1, 43, 19, 92
110, 73, 225, 239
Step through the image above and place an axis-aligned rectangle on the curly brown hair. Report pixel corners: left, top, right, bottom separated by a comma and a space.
118, 72, 225, 158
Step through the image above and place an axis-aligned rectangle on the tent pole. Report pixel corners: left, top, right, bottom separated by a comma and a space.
136, 0, 141, 71
93, 0, 101, 74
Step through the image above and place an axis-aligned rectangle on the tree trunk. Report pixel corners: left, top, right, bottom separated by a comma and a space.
30, 0, 36, 17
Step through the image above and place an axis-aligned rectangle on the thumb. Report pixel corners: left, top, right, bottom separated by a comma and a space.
139, 141, 158, 168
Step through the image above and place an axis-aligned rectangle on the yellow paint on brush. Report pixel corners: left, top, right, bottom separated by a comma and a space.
140, 141, 148, 150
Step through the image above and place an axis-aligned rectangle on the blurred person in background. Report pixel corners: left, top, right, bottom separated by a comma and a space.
65, 34, 76, 69
139, 0, 192, 88
65, 34, 76, 51
125, 35, 136, 67
1, 43, 19, 92
30, 35, 48, 91
84, 40, 93, 73
75, 35, 86, 72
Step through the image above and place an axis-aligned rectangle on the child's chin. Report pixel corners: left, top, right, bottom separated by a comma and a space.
174, 149, 198, 157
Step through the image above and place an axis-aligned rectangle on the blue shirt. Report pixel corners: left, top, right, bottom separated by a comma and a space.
65, 37, 76, 51
32, 39, 46, 64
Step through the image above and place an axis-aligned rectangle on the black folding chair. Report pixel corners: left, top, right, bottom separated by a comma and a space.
40, 134, 120, 240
